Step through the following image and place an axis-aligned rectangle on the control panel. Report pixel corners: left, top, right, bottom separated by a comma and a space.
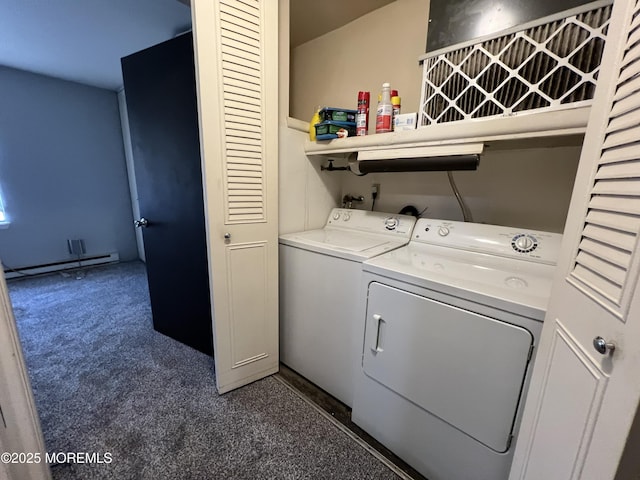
511, 234, 538, 253
326, 208, 416, 237
412, 218, 562, 265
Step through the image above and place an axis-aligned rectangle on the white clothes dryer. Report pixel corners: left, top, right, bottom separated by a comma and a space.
352, 218, 562, 480
279, 208, 416, 407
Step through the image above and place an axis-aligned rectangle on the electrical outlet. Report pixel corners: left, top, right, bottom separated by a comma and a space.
372, 183, 380, 196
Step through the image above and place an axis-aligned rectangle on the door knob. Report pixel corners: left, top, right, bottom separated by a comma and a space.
224, 233, 231, 240
593, 336, 616, 355
134, 218, 149, 228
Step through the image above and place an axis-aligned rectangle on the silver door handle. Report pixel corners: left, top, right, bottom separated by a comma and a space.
224, 233, 231, 240
134, 218, 149, 228
371, 314, 384, 353
593, 336, 615, 355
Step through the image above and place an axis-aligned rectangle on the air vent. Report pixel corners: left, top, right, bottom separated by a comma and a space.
419, 2, 612, 127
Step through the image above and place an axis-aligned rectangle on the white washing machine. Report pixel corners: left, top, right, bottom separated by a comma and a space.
352, 218, 562, 480
279, 208, 416, 407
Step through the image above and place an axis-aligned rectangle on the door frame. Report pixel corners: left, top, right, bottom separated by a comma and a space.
0, 272, 50, 480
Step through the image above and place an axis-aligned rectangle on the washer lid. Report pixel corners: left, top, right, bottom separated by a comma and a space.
363, 243, 557, 320
280, 229, 409, 261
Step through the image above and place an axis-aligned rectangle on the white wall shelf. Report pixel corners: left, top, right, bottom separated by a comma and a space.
303, 106, 590, 157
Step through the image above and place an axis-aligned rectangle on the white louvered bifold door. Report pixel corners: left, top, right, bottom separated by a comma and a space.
220, 0, 266, 223
568, 7, 640, 318
509, 0, 640, 479
191, 0, 279, 394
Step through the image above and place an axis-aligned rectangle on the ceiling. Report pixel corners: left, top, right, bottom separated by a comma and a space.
290, 0, 396, 48
0, 0, 192, 91
0, 0, 394, 91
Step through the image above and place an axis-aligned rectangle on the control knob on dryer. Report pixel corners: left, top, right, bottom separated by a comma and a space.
512, 234, 537, 253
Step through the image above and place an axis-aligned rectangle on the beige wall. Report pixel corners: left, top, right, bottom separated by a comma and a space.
339, 146, 581, 232
290, 0, 429, 129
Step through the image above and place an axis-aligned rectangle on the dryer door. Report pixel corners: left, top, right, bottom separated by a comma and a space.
363, 282, 533, 452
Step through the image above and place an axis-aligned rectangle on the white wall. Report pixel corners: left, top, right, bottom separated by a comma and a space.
0, 66, 138, 269
279, 0, 342, 234
279, 123, 342, 234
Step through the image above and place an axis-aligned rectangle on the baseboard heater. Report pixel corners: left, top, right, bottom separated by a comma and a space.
4, 252, 120, 279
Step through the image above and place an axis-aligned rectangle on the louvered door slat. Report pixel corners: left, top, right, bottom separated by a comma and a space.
595, 161, 640, 178
608, 92, 640, 121
226, 134, 261, 146
600, 143, 640, 164
221, 37, 261, 60
228, 191, 263, 198
227, 121, 261, 134
224, 99, 261, 115
575, 251, 626, 286
621, 42, 640, 69
228, 169, 261, 177
629, 8, 640, 33
227, 141, 261, 152
618, 56, 640, 84
228, 201, 263, 208
588, 195, 640, 215
606, 109, 638, 132
227, 162, 262, 172
603, 122, 640, 148
627, 26, 640, 48
579, 237, 632, 268
220, 11, 259, 34
572, 264, 622, 301
586, 210, 640, 233
226, 114, 262, 127
220, 20, 260, 42
222, 53, 260, 73
224, 77, 261, 93
227, 128, 261, 141
591, 179, 640, 194
222, 57, 260, 78
223, 0, 260, 19
582, 223, 636, 251
225, 108, 261, 122
228, 182, 262, 190
229, 208, 263, 215
221, 28, 261, 49
227, 148, 262, 159
223, 71, 261, 88
227, 155, 262, 168
228, 176, 261, 184
225, 91, 260, 107
228, 159, 262, 168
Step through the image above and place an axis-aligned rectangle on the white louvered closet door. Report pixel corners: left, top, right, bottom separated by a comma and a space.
510, 0, 640, 478
191, 0, 279, 393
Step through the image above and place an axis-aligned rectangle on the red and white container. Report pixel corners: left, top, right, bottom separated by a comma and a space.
356, 91, 370, 136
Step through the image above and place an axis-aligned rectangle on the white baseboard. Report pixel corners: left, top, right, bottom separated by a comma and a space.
4, 253, 120, 279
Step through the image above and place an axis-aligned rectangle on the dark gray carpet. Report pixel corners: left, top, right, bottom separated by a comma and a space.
8, 261, 399, 480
